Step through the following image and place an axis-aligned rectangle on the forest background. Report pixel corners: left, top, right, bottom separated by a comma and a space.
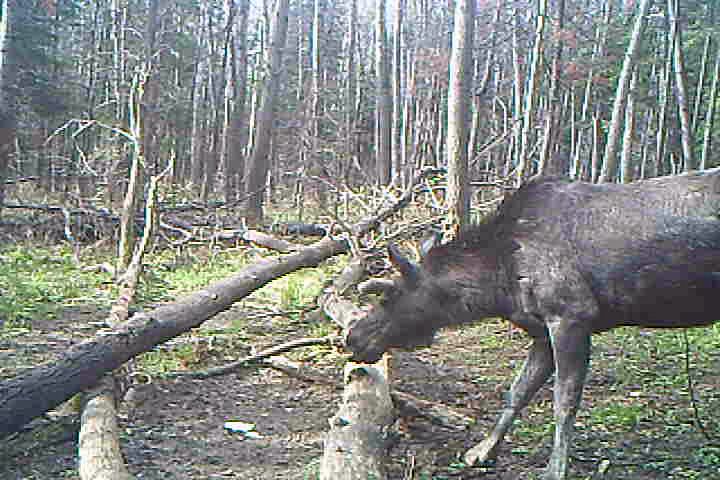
0, 0, 718, 223
1, 1, 720, 479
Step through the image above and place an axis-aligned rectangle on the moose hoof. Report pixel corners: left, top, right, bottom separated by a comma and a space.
464, 438, 499, 466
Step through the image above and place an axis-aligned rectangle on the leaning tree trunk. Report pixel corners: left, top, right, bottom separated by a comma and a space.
620, 69, 639, 183
0, 237, 346, 439
700, 44, 720, 170
599, 0, 652, 183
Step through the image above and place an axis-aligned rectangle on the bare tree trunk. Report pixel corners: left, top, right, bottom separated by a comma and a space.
468, 0, 499, 168
225, 0, 250, 201
244, 0, 290, 222
375, 0, 391, 185
655, 17, 674, 176
599, 0, 652, 183
538, 0, 565, 176
401, 51, 416, 183
508, 7, 523, 176
312, 0, 322, 140
445, 0, 475, 232
0, 0, 14, 218
516, 0, 547, 183
190, 2, 208, 188
700, 44, 720, 170
142, 0, 160, 175
620, 69, 639, 183
117, 74, 145, 274
692, 35, 712, 133
345, 0, 358, 183
667, 0, 695, 171
201, 12, 221, 202
391, 0, 405, 185
591, 114, 602, 182
110, 0, 126, 123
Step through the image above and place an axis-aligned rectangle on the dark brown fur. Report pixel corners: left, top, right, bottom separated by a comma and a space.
346, 169, 720, 480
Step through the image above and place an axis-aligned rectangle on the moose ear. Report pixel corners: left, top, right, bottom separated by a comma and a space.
388, 243, 422, 285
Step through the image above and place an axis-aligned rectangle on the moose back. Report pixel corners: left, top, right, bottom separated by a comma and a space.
346, 169, 720, 480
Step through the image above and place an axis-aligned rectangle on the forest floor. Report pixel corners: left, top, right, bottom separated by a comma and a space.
1, 242, 720, 480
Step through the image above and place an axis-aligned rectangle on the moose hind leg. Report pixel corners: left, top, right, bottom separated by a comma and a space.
465, 336, 554, 465
545, 319, 591, 480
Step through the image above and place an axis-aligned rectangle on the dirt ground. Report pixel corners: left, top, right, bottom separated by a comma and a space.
1, 304, 719, 480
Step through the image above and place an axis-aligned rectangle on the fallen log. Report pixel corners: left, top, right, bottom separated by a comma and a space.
0, 236, 346, 438
0, 167, 443, 438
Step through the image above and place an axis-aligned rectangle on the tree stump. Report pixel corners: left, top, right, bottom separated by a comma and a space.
320, 358, 395, 480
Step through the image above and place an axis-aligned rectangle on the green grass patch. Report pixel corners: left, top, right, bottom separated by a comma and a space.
0, 244, 114, 326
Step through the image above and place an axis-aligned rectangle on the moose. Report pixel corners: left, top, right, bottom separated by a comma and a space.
346, 169, 720, 480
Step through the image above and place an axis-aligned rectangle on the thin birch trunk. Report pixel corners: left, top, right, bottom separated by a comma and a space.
345, 0, 357, 183
391, 0, 405, 185
509, 7, 523, 177
375, 0, 392, 184
700, 45, 720, 170
620, 69, 638, 183
538, 0, 565, 176
190, 2, 208, 187
691, 35, 712, 133
667, 0, 695, 171
599, 0, 652, 183
517, 0, 547, 183
655, 16, 674, 176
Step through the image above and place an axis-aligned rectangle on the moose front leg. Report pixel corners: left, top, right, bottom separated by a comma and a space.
545, 318, 591, 480
465, 336, 554, 466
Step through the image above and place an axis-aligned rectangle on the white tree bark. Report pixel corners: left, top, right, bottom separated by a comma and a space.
445, 0, 475, 232
599, 0, 652, 183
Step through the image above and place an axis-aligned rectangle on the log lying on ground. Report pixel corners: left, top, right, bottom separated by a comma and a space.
0, 169, 444, 439
0, 236, 346, 439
